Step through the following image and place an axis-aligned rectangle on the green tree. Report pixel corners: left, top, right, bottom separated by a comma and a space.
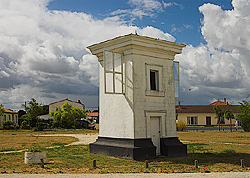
0, 104, 4, 117
41, 105, 49, 115
18, 110, 26, 126
237, 100, 250, 132
224, 108, 235, 132
22, 98, 43, 129
213, 105, 225, 131
50, 102, 86, 129
18, 110, 26, 118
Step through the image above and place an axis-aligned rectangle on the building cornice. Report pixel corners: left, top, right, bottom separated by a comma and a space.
87, 34, 186, 59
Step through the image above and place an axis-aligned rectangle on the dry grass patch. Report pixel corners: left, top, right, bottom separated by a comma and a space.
0, 144, 249, 174
0, 129, 97, 152
1, 130, 250, 174
178, 130, 250, 144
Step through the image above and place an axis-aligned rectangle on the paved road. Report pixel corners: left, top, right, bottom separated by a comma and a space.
1, 172, 250, 178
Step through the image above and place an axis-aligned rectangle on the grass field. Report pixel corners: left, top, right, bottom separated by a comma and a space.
0, 129, 98, 152
0, 130, 250, 174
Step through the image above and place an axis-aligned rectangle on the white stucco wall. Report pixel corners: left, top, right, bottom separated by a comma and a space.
132, 51, 177, 139
88, 34, 185, 140
99, 54, 135, 138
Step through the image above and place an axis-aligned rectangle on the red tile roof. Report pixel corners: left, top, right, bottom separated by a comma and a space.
49, 98, 85, 107
39, 114, 50, 117
176, 105, 240, 114
209, 100, 231, 106
86, 112, 99, 117
3, 108, 18, 114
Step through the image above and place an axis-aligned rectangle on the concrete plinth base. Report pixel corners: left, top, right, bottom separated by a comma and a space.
160, 137, 187, 157
89, 137, 156, 160
24, 152, 46, 164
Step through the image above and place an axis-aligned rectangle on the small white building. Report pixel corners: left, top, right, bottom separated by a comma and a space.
88, 34, 186, 160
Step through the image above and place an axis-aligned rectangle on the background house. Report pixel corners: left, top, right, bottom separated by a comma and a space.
86, 111, 99, 122
176, 99, 240, 126
49, 98, 85, 113
0, 108, 18, 128
85, 111, 99, 130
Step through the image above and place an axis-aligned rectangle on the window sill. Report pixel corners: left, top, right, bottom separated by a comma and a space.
145, 90, 165, 97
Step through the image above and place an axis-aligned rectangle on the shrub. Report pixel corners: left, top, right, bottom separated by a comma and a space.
3, 121, 14, 130
237, 100, 250, 132
240, 118, 250, 132
177, 121, 187, 131
20, 120, 30, 129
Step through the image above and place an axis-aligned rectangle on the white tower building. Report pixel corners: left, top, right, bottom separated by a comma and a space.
88, 34, 186, 160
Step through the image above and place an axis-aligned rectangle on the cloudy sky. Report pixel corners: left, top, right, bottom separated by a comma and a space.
0, 0, 249, 111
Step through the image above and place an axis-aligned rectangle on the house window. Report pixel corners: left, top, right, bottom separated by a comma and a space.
104, 51, 123, 94
174, 61, 180, 98
15, 115, 18, 124
8, 115, 11, 121
217, 116, 225, 124
187, 116, 198, 125
150, 70, 159, 91
146, 64, 164, 97
3, 115, 6, 122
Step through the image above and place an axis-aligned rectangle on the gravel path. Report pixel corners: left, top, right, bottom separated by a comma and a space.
35, 133, 99, 145
1, 172, 250, 178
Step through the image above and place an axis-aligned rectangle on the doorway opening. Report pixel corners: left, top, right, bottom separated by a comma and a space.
206, 116, 211, 126
150, 116, 161, 155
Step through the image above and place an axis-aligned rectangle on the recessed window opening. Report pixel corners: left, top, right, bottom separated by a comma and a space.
104, 51, 123, 94
150, 70, 159, 91
187, 116, 198, 125
174, 61, 180, 98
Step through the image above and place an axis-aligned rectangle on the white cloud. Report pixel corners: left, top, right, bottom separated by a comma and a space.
129, 0, 163, 12
183, 24, 193, 29
0, 0, 175, 110
3, 0, 250, 109
171, 24, 182, 33
110, 0, 167, 21
176, 0, 250, 104
138, 26, 176, 41
162, 1, 183, 9
0, 70, 10, 78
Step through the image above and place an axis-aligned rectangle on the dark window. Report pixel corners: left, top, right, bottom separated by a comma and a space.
150, 70, 158, 91
206, 116, 211, 125
187, 116, 198, 125
217, 116, 225, 124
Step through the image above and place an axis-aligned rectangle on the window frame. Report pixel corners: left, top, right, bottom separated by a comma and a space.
187, 116, 198, 125
217, 116, 225, 124
150, 70, 159, 91
15, 115, 18, 124
174, 61, 180, 98
145, 63, 164, 97
104, 50, 124, 94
